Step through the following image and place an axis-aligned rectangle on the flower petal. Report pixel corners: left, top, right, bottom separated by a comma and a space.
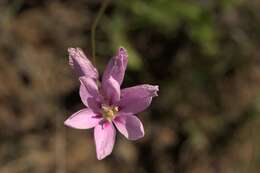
102, 47, 128, 86
64, 108, 101, 129
119, 85, 159, 114
79, 77, 99, 98
94, 122, 116, 160
79, 77, 101, 111
79, 83, 91, 107
113, 113, 144, 140
102, 76, 120, 104
68, 48, 99, 79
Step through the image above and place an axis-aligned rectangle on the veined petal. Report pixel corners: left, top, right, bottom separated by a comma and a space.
102, 47, 128, 86
79, 77, 101, 111
119, 85, 159, 114
94, 122, 116, 160
79, 83, 92, 107
64, 108, 101, 129
68, 48, 99, 79
113, 113, 144, 140
102, 76, 120, 104
79, 77, 99, 98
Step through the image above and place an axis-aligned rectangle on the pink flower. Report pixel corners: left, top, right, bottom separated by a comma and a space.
64, 47, 159, 160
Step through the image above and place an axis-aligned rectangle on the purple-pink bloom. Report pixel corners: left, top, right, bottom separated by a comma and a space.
65, 47, 159, 160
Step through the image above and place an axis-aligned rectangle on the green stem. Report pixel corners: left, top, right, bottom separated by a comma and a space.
91, 0, 110, 66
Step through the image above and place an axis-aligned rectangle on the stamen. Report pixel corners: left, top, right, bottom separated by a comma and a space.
101, 104, 118, 122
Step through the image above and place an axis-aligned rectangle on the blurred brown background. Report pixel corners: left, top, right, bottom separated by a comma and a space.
1, 0, 260, 172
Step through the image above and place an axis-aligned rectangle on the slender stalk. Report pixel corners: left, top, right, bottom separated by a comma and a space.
91, 0, 110, 66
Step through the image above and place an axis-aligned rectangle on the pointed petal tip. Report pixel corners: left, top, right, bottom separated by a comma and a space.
64, 109, 101, 129
153, 85, 159, 91
64, 119, 69, 126
118, 47, 128, 56
119, 46, 127, 52
68, 47, 83, 55
145, 84, 159, 97
68, 47, 74, 52
68, 47, 80, 56
117, 47, 128, 62
68, 47, 99, 79
64, 118, 75, 129
97, 153, 109, 160
97, 156, 103, 160
153, 85, 159, 96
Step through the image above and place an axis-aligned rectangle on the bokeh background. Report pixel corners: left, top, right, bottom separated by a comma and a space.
1, 0, 260, 172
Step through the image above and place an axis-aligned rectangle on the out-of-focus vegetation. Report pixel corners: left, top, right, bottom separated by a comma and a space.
0, 0, 260, 173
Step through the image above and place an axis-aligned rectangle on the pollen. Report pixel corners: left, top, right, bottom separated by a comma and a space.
101, 104, 118, 122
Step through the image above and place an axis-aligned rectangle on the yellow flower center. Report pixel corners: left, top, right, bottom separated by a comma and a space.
101, 104, 118, 122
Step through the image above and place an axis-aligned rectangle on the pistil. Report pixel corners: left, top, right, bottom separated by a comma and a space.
101, 104, 118, 122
